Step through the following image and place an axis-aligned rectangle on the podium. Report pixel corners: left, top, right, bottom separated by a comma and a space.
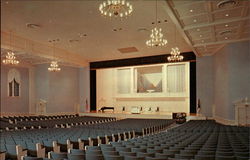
234, 98, 250, 126
37, 99, 47, 115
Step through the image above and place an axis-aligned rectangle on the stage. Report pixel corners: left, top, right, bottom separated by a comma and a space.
79, 111, 207, 120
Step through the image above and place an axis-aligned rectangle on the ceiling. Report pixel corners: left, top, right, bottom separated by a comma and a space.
166, 0, 250, 56
1, 0, 191, 66
1, 0, 250, 66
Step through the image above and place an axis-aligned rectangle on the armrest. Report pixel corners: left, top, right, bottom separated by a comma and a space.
97, 136, 102, 145
78, 138, 84, 150
16, 145, 27, 160
128, 131, 131, 139
105, 135, 109, 144
36, 143, 45, 158
123, 132, 127, 141
66, 139, 73, 150
0, 151, 6, 160
52, 141, 60, 153
88, 137, 93, 146
118, 133, 121, 142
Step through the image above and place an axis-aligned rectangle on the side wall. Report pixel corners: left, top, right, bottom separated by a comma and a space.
1, 64, 88, 115
196, 56, 214, 117
35, 64, 80, 114
197, 41, 250, 121
79, 66, 90, 112
1, 66, 29, 114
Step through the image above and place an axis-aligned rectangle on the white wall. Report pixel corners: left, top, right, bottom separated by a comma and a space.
79, 66, 90, 112
96, 64, 190, 114
1, 65, 30, 114
196, 56, 214, 117
35, 64, 80, 114
197, 41, 250, 121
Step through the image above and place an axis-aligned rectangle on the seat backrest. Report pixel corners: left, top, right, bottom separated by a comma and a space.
215, 156, 235, 160
85, 154, 104, 160
5, 144, 17, 154
101, 147, 116, 152
124, 156, 144, 160
194, 155, 215, 160
102, 151, 119, 156
137, 152, 154, 158
145, 157, 166, 160
49, 151, 68, 159
116, 147, 131, 152
85, 146, 101, 151
67, 153, 86, 160
22, 156, 43, 160
119, 151, 136, 157
131, 148, 146, 153
103, 155, 124, 160
85, 150, 102, 154
26, 142, 36, 150
69, 149, 85, 155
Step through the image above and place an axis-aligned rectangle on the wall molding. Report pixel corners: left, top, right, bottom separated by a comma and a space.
0, 112, 77, 117
213, 115, 236, 126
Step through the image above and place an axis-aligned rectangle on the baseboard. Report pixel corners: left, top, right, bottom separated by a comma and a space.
34, 112, 77, 116
0, 112, 77, 117
0, 112, 32, 116
214, 115, 236, 126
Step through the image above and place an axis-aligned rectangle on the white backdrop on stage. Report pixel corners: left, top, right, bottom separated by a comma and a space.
96, 62, 190, 114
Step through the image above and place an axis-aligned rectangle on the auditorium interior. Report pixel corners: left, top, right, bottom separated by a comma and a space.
1, 0, 250, 160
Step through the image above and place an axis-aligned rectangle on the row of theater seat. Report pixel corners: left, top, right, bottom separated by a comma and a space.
0, 115, 115, 131
0, 118, 174, 160
1, 115, 78, 123
20, 120, 249, 160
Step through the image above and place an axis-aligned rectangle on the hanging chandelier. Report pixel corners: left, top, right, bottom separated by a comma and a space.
2, 51, 19, 65
48, 39, 61, 72
99, 0, 133, 18
167, 47, 183, 62
146, 0, 167, 47
2, 31, 20, 65
168, 24, 183, 62
146, 27, 168, 47
48, 61, 61, 72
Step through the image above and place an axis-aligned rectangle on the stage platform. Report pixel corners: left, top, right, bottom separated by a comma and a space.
80, 111, 207, 120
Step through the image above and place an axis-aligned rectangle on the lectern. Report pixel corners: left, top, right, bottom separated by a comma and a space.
234, 98, 250, 126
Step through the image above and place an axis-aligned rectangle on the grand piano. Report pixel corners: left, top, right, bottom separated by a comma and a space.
98, 106, 114, 112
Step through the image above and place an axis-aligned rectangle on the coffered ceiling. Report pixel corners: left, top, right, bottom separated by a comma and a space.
165, 0, 250, 56
1, 0, 250, 66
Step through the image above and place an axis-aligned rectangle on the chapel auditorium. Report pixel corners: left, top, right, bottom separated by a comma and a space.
1, 0, 250, 160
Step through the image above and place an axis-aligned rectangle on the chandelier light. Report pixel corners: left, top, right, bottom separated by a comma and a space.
146, 27, 168, 47
2, 31, 20, 65
48, 61, 61, 72
2, 51, 19, 65
167, 47, 183, 62
146, 0, 167, 47
48, 39, 61, 72
99, 0, 133, 18
168, 25, 183, 62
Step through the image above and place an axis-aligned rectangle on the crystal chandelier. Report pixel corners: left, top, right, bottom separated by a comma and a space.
168, 25, 183, 62
167, 47, 183, 62
2, 31, 20, 65
146, 0, 167, 47
2, 51, 19, 65
48, 61, 61, 72
48, 39, 61, 72
99, 0, 133, 18
146, 27, 168, 47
